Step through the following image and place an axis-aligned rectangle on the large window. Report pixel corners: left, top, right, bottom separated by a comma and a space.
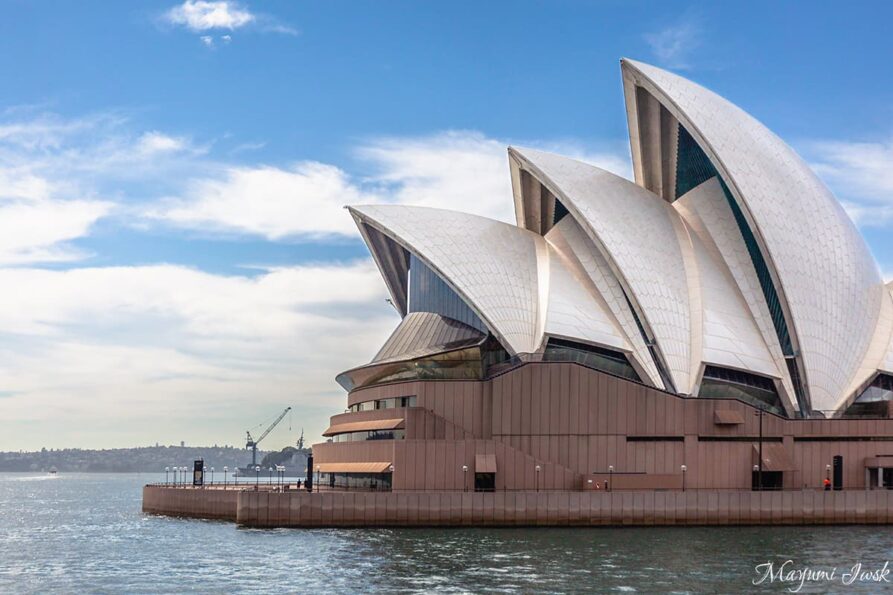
332, 429, 406, 443
544, 338, 641, 382
408, 254, 487, 333
699, 365, 783, 414
349, 396, 417, 413
844, 374, 893, 418
321, 472, 391, 491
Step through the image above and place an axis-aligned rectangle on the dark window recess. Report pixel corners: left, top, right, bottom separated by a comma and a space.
408, 254, 487, 333
699, 365, 784, 414
752, 470, 783, 491
332, 429, 406, 443
620, 290, 675, 392
474, 473, 495, 492
843, 374, 893, 418
545, 337, 641, 383
321, 472, 392, 491
675, 125, 719, 198
553, 198, 570, 226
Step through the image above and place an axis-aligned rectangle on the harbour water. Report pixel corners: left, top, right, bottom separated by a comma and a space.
2, 473, 892, 593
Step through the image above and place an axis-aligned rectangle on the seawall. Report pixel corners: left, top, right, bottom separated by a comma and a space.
142, 486, 239, 521
143, 486, 893, 527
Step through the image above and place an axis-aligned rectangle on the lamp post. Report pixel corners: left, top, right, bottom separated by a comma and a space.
608, 465, 614, 492
462, 465, 468, 492
681, 464, 687, 492
755, 406, 764, 491
183, 467, 187, 487
535, 465, 542, 492
316, 465, 320, 491
268, 466, 274, 485
172, 466, 177, 486
165, 466, 169, 485
210, 467, 214, 486
224, 466, 228, 488
389, 464, 395, 491
255, 465, 260, 488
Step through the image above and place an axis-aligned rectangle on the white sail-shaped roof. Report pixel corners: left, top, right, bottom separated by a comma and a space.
349, 204, 544, 354
543, 240, 630, 353
622, 58, 886, 413
345, 58, 891, 418
509, 146, 694, 394
544, 216, 664, 388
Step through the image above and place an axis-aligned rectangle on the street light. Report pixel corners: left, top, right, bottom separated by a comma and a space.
269, 467, 274, 485
316, 465, 320, 491
165, 466, 169, 485
462, 465, 468, 492
681, 464, 687, 492
535, 465, 542, 492
255, 465, 260, 488
223, 466, 228, 488
608, 465, 614, 492
754, 406, 765, 491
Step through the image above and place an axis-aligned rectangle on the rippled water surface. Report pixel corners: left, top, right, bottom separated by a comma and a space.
2, 473, 893, 593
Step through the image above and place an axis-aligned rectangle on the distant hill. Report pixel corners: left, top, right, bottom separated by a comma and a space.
0, 445, 271, 473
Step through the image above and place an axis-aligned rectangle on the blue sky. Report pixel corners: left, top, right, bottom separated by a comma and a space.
1, 0, 892, 450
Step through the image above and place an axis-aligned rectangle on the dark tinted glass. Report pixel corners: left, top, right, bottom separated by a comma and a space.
408, 254, 487, 332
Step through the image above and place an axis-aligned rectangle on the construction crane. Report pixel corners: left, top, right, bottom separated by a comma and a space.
245, 407, 291, 467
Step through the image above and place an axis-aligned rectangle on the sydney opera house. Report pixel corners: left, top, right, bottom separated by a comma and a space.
311, 58, 893, 496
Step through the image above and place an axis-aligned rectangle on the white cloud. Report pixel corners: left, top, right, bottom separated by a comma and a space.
137, 131, 187, 154
149, 131, 631, 239
152, 162, 376, 238
0, 262, 397, 449
164, 1, 254, 31
0, 109, 633, 449
644, 18, 701, 70
807, 138, 893, 227
0, 199, 112, 265
200, 35, 214, 47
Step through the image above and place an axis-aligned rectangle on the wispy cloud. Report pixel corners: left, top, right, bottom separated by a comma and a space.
0, 262, 396, 448
806, 138, 893, 227
0, 107, 628, 449
644, 17, 701, 70
148, 131, 630, 240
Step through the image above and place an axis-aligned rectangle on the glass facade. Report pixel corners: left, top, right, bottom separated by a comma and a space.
699, 365, 784, 414
553, 198, 570, 227
320, 472, 392, 491
621, 290, 676, 392
675, 125, 718, 198
544, 338, 641, 382
844, 374, 893, 418
408, 254, 487, 333
349, 396, 417, 413
332, 429, 406, 443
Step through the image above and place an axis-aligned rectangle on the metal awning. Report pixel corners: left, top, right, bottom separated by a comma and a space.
316, 462, 392, 473
714, 410, 744, 425
475, 453, 497, 473
323, 418, 404, 437
753, 444, 796, 472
